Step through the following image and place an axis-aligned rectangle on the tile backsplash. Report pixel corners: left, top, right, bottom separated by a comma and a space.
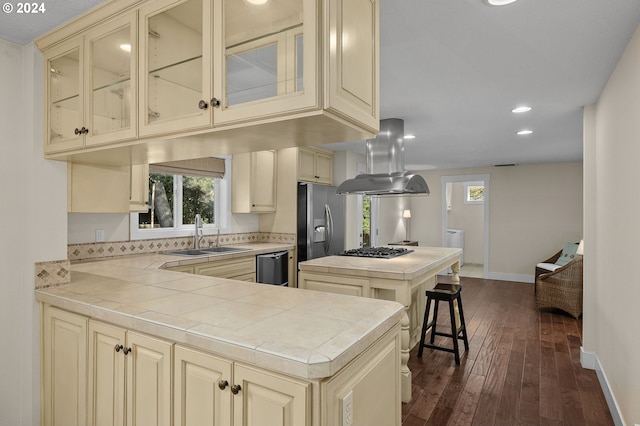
67, 232, 295, 262
35, 259, 71, 289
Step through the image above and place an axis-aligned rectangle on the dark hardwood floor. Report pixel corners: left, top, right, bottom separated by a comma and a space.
402, 276, 613, 426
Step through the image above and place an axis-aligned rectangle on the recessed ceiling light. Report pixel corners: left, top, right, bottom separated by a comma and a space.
404, 134, 416, 140
512, 106, 531, 113
485, 0, 519, 5
119, 43, 131, 52
244, 0, 269, 5
517, 130, 533, 136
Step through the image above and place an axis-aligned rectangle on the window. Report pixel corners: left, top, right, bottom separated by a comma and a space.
131, 156, 230, 240
464, 181, 485, 204
138, 174, 216, 229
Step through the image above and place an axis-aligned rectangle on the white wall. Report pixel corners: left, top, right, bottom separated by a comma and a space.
410, 163, 583, 281
0, 40, 68, 425
584, 21, 640, 425
447, 182, 484, 264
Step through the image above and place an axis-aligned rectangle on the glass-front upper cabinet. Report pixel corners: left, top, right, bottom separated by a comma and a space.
45, 38, 84, 153
214, 0, 317, 125
84, 14, 137, 146
138, 0, 213, 137
44, 14, 137, 154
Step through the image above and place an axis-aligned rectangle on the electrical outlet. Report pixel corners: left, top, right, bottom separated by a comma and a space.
95, 229, 105, 242
342, 390, 353, 426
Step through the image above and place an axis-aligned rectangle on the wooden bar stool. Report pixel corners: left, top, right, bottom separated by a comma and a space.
417, 283, 469, 365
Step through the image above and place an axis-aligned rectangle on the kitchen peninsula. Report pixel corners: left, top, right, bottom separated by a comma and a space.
297, 246, 463, 402
36, 245, 404, 426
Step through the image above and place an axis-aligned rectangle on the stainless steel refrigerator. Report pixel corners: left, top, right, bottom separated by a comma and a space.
297, 182, 345, 262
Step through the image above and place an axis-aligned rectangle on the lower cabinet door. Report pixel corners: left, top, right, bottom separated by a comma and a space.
126, 331, 172, 426
174, 345, 233, 426
43, 305, 88, 426
88, 321, 126, 426
233, 364, 310, 426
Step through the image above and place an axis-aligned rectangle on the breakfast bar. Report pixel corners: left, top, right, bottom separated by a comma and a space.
36, 247, 405, 426
297, 245, 463, 402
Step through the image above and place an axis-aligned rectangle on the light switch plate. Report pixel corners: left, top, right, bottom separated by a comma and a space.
95, 229, 105, 242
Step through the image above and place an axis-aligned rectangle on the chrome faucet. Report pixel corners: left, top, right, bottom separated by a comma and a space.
216, 228, 221, 247
194, 214, 204, 249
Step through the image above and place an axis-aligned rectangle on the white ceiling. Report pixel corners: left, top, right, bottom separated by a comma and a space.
2, 0, 640, 170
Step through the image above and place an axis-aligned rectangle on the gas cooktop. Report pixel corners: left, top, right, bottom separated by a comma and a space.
338, 247, 414, 259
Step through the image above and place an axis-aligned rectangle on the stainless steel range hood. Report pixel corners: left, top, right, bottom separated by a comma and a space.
336, 118, 430, 195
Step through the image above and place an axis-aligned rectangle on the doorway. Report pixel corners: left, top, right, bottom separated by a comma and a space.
441, 174, 490, 278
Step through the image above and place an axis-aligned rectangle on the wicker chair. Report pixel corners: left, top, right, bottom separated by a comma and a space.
535, 256, 583, 318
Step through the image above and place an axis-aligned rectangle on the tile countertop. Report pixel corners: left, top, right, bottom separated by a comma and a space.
298, 246, 463, 281
35, 243, 404, 380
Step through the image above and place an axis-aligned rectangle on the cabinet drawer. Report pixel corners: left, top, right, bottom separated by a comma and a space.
194, 257, 255, 279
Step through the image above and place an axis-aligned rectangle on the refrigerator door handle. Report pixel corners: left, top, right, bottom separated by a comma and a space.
324, 204, 333, 253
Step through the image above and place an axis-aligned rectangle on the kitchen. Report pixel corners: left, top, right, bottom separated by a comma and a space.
2, 1, 640, 426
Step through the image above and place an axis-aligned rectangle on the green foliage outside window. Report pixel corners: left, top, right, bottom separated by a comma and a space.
468, 186, 484, 201
182, 175, 214, 224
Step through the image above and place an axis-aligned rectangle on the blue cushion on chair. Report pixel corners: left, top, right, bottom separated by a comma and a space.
555, 242, 579, 267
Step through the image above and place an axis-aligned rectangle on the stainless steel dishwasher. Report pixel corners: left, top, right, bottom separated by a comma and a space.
256, 251, 288, 286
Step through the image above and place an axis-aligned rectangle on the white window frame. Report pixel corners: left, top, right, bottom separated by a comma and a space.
463, 181, 485, 205
130, 156, 231, 240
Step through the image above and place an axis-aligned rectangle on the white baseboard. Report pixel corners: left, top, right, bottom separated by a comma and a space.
580, 346, 596, 370
582, 349, 626, 426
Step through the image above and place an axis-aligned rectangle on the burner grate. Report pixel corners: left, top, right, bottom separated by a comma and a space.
338, 246, 414, 259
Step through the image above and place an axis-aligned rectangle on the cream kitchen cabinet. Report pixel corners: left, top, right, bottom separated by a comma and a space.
231, 150, 277, 213
87, 320, 172, 426
44, 13, 137, 154
129, 163, 150, 212
68, 162, 130, 213
37, 0, 379, 165
42, 305, 88, 426
165, 254, 256, 282
297, 147, 333, 185
138, 0, 215, 137
194, 256, 256, 282
174, 346, 309, 426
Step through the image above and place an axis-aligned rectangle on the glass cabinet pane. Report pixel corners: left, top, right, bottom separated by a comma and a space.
146, 0, 204, 125
224, 0, 303, 108
49, 47, 81, 145
89, 25, 133, 136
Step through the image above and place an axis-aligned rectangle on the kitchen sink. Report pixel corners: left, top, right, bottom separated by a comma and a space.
167, 247, 250, 256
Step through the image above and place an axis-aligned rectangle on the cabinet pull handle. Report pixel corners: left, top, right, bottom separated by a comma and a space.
74, 128, 81, 135
210, 97, 221, 108
218, 380, 229, 390
198, 100, 209, 110
122, 347, 132, 355
230, 384, 241, 395
82, 127, 89, 134
114, 344, 124, 352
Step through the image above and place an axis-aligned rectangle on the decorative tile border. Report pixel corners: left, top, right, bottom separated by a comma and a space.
67, 232, 296, 262
35, 259, 71, 289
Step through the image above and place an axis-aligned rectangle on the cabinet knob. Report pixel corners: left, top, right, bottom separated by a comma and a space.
74, 128, 81, 135
231, 384, 242, 395
198, 100, 209, 110
114, 344, 124, 352
218, 380, 229, 390
122, 347, 132, 355
210, 97, 221, 108
82, 127, 89, 134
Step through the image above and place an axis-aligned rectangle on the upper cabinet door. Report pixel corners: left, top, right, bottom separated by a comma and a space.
213, 0, 318, 125
138, 0, 214, 137
45, 38, 84, 153
84, 14, 138, 147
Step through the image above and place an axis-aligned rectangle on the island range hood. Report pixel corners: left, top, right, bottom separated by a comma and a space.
336, 118, 430, 195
